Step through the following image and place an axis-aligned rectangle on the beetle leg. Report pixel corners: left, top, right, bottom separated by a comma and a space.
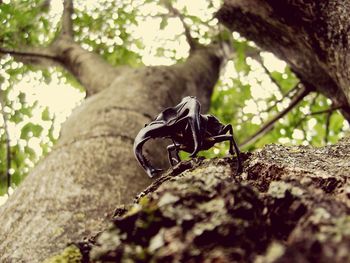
220, 125, 240, 156
209, 135, 232, 144
171, 139, 181, 163
167, 143, 181, 166
213, 124, 242, 173
133, 136, 163, 178
187, 114, 202, 157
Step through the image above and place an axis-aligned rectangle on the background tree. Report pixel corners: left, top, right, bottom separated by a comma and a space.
0, 0, 349, 262
0, 0, 230, 261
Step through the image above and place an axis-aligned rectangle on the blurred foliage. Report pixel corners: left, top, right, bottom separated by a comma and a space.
209, 40, 348, 155
71, 1, 143, 67
0, 0, 348, 196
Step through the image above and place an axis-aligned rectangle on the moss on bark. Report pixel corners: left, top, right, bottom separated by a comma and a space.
64, 138, 350, 262
43, 245, 82, 263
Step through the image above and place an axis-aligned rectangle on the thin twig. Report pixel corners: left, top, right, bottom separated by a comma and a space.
0, 90, 11, 195
264, 84, 299, 114
4, 113, 10, 196
325, 111, 332, 144
163, 1, 197, 50
255, 55, 284, 95
294, 104, 343, 129
250, 51, 301, 114
310, 93, 319, 109
240, 83, 300, 138
239, 86, 310, 148
308, 105, 342, 116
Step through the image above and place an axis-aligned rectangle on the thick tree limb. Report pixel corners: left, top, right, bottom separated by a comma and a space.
51, 37, 124, 96
60, 0, 74, 38
1, 0, 121, 96
51, 138, 350, 262
0, 46, 59, 68
0, 39, 227, 262
0, 47, 57, 60
240, 86, 310, 148
217, 0, 350, 121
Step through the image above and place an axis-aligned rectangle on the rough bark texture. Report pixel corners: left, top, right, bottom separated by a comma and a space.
2, 1, 350, 262
216, 0, 350, 120
57, 137, 350, 263
0, 28, 225, 263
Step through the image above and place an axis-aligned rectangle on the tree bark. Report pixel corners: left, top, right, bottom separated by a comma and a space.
0, 21, 226, 263
66, 137, 350, 263
2, 1, 350, 261
216, 0, 350, 121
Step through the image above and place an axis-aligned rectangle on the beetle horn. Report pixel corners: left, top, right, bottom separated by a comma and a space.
188, 117, 201, 157
186, 98, 202, 157
133, 122, 165, 178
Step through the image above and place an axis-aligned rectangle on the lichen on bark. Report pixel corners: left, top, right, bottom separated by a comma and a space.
74, 138, 350, 262
43, 245, 82, 263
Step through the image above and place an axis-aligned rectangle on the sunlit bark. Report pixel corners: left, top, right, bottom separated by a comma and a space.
0, 1, 227, 261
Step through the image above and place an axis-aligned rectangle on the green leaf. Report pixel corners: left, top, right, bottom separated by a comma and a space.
160, 18, 168, 30
41, 107, 50, 121
20, 123, 43, 140
24, 146, 36, 159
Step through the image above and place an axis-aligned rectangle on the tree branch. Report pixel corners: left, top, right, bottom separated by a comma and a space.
4, 113, 10, 196
255, 55, 284, 94
39, 0, 51, 11
307, 105, 343, 116
243, 85, 300, 128
0, 90, 11, 196
239, 83, 301, 144
217, 1, 350, 122
325, 111, 331, 144
0, 47, 57, 60
163, 1, 197, 51
0, 46, 59, 68
240, 86, 310, 148
60, 0, 74, 38
294, 104, 343, 129
264, 85, 299, 114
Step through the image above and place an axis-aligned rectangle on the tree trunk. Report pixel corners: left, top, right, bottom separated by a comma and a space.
2, 1, 350, 261
0, 31, 225, 262
68, 138, 350, 263
216, 0, 350, 120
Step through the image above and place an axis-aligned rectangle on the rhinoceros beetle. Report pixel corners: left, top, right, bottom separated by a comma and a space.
133, 96, 241, 177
